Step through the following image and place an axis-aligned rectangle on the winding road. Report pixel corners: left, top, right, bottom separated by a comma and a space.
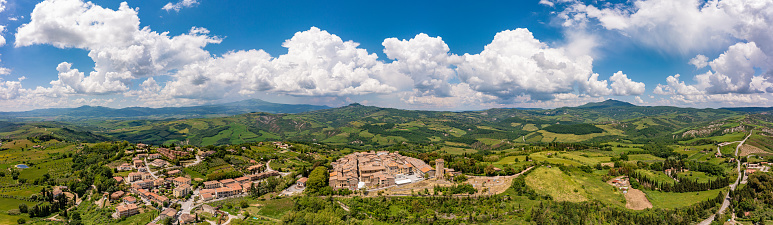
698, 131, 751, 225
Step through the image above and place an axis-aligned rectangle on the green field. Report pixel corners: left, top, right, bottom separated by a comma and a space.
676, 171, 717, 183
628, 154, 664, 162
0, 197, 32, 225
528, 152, 583, 166
643, 188, 725, 209
525, 167, 588, 202
573, 173, 626, 207
711, 132, 748, 142
635, 169, 675, 184
183, 167, 206, 180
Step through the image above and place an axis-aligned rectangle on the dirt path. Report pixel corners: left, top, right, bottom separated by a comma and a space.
625, 188, 653, 210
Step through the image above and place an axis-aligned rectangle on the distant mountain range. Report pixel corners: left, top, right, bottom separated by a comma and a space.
3, 98, 772, 147
0, 99, 330, 121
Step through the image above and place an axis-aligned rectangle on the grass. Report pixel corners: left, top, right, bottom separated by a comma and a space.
720, 143, 738, 156
635, 169, 675, 184
525, 167, 588, 202
491, 156, 526, 166
0, 185, 41, 198
115, 210, 157, 225
0, 197, 31, 225
573, 172, 626, 207
184, 167, 206, 180
441, 146, 477, 155
628, 154, 665, 162
559, 152, 611, 166
18, 158, 72, 181
711, 132, 748, 143
251, 198, 293, 219
522, 124, 538, 131
643, 188, 724, 209
676, 171, 717, 183
528, 152, 582, 166
477, 138, 505, 145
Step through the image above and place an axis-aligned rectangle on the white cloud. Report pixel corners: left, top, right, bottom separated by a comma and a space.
162, 27, 397, 100
162, 0, 199, 12
609, 71, 646, 95
383, 34, 462, 97
0, 25, 5, 47
456, 28, 613, 102
7, 0, 654, 110
689, 54, 709, 69
555, 0, 773, 55
0, 79, 21, 100
654, 74, 704, 96
15, 0, 220, 95
654, 42, 773, 104
635, 96, 645, 104
695, 42, 768, 94
0, 0, 6, 13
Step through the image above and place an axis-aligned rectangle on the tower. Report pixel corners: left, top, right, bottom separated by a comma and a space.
435, 159, 444, 178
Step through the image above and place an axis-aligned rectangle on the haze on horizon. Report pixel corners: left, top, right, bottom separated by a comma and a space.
0, 0, 772, 111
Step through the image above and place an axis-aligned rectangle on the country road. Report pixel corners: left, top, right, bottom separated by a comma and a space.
698, 131, 751, 225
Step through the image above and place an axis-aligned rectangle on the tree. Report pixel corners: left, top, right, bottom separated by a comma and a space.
18, 204, 27, 213
484, 165, 495, 175
305, 166, 329, 194
17, 218, 25, 224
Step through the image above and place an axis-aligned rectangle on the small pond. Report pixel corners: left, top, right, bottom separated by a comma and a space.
15, 164, 29, 169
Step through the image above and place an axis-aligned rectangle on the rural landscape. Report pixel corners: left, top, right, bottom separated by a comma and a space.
2, 0, 773, 224
0, 99, 771, 224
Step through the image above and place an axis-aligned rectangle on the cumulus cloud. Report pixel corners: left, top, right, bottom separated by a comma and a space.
654, 43, 773, 104
689, 54, 709, 69
695, 42, 768, 94
555, 0, 773, 55
556, 0, 733, 54
162, 27, 397, 100
7, 0, 650, 109
0, 25, 5, 47
609, 71, 646, 95
383, 34, 462, 97
0, 0, 6, 13
456, 28, 612, 102
635, 96, 645, 104
15, 0, 221, 94
0, 79, 22, 100
549, 0, 773, 105
162, 0, 199, 12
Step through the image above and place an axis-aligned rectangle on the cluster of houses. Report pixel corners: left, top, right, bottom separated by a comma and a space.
329, 151, 446, 190
744, 161, 770, 174
610, 177, 630, 193
158, 147, 191, 160
199, 170, 280, 200
109, 143, 286, 223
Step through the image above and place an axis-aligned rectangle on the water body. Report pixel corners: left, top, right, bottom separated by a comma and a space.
15, 164, 29, 169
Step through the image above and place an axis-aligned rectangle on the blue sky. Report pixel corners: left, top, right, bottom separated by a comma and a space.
0, 0, 771, 111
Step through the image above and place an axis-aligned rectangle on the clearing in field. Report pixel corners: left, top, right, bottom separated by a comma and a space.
525, 167, 588, 202
624, 189, 653, 210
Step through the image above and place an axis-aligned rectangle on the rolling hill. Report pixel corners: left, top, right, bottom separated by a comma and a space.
0, 98, 330, 121
3, 100, 766, 151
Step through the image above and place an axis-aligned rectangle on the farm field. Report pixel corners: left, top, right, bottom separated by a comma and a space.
642, 189, 725, 209
525, 167, 588, 202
